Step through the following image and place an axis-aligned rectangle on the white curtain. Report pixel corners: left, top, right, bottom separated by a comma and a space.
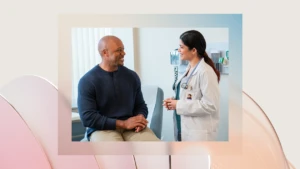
71, 28, 112, 107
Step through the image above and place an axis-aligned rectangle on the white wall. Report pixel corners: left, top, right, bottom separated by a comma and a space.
134, 28, 229, 141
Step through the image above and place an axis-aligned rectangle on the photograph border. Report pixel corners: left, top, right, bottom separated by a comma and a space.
58, 14, 242, 155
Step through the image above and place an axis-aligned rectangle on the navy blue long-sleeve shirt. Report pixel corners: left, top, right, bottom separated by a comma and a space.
77, 65, 148, 139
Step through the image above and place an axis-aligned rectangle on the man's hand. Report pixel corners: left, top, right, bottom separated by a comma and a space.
134, 114, 148, 132
135, 126, 142, 132
122, 114, 148, 130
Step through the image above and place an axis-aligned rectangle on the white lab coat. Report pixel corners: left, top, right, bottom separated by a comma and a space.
175, 58, 220, 141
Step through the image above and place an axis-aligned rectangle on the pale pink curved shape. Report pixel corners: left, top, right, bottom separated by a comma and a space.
0, 75, 296, 169
0, 95, 52, 169
0, 76, 100, 169
171, 155, 210, 169
289, 162, 296, 169
134, 155, 170, 169
235, 92, 294, 169
95, 156, 137, 169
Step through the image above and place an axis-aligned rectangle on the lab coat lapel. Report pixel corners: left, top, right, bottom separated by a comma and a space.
191, 58, 205, 76
175, 65, 191, 87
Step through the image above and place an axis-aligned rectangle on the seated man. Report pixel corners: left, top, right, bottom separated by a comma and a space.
77, 35, 160, 141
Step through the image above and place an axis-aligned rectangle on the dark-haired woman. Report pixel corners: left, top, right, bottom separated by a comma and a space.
163, 30, 220, 141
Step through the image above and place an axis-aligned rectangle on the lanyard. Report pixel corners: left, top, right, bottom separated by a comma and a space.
181, 60, 200, 89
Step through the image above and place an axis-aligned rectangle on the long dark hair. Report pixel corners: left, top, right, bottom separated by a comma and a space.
180, 30, 220, 82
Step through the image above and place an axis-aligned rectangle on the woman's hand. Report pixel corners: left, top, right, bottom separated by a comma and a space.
163, 97, 177, 110
163, 97, 173, 109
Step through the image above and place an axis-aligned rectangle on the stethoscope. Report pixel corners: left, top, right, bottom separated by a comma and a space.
180, 61, 200, 89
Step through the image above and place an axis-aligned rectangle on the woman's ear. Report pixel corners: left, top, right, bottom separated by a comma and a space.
192, 48, 197, 55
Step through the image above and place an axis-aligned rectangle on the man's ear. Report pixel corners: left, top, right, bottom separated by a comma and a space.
101, 49, 108, 58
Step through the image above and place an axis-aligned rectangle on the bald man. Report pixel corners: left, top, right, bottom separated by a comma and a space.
77, 36, 160, 141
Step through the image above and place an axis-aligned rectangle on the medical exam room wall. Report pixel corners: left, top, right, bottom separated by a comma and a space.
134, 28, 229, 141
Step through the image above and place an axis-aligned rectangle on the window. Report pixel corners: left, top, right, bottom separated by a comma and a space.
71, 28, 112, 107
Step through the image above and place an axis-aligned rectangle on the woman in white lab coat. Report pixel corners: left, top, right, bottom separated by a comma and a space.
164, 30, 221, 141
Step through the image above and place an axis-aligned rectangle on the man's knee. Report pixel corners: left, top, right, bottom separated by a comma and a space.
141, 127, 161, 140
90, 130, 124, 141
123, 127, 161, 141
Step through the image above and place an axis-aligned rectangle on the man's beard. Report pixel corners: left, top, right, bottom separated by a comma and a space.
108, 58, 120, 67
108, 61, 118, 67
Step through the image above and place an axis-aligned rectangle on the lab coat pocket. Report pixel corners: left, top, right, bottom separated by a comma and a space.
185, 130, 216, 141
186, 130, 208, 141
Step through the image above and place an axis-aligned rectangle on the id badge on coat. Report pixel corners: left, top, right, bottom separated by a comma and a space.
186, 85, 193, 100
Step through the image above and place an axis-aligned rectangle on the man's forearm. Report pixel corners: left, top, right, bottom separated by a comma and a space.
136, 113, 146, 118
135, 112, 147, 119
79, 110, 118, 130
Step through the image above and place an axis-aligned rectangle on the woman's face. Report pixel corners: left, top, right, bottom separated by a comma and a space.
178, 40, 195, 61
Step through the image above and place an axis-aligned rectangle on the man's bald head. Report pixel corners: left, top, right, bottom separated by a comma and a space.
98, 35, 122, 57
97, 35, 126, 67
